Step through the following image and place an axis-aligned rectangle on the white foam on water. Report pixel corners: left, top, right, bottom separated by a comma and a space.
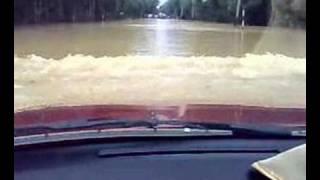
14, 53, 305, 112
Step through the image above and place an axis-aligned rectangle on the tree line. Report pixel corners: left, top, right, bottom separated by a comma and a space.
160, 0, 305, 28
14, 0, 159, 24
14, 0, 305, 28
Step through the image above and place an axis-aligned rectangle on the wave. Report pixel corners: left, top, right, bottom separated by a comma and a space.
14, 53, 306, 111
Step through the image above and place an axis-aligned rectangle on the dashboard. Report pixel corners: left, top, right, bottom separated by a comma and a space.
14, 137, 305, 180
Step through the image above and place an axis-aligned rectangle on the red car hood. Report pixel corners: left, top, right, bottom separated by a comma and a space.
14, 104, 306, 128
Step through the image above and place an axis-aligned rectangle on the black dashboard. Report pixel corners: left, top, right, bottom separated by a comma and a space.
14, 137, 305, 180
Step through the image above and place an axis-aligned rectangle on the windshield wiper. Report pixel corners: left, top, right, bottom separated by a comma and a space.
14, 119, 305, 146
14, 118, 305, 138
14, 119, 156, 136
228, 123, 306, 137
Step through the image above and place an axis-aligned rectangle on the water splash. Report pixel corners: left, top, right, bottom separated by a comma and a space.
14, 53, 305, 111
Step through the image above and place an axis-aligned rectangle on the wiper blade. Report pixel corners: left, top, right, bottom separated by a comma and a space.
14, 119, 229, 136
14, 119, 234, 146
14, 119, 156, 136
158, 121, 305, 137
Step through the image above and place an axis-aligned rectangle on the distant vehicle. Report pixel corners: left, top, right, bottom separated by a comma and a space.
159, 12, 167, 19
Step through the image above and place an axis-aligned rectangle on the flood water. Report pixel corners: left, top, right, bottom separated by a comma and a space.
14, 19, 305, 58
14, 19, 306, 111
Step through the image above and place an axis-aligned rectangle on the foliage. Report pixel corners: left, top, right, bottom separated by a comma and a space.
14, 0, 160, 24
14, 0, 305, 28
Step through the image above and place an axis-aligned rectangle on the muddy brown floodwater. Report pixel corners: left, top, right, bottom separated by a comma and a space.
14, 19, 306, 111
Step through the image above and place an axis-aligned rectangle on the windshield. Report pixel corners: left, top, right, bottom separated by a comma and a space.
14, 0, 306, 129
